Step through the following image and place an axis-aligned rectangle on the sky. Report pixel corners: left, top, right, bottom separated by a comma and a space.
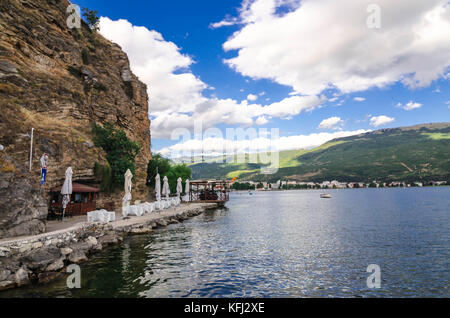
75, 0, 450, 158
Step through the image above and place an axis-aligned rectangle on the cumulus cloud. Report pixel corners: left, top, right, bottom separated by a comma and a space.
99, 17, 208, 115
397, 101, 423, 111
99, 17, 326, 139
222, 0, 450, 95
158, 129, 370, 158
318, 117, 344, 130
151, 95, 325, 138
255, 116, 269, 125
354, 97, 366, 102
370, 115, 395, 127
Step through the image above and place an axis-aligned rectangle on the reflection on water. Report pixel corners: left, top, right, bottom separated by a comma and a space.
1, 188, 449, 298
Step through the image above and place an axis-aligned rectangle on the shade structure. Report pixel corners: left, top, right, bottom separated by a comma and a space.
162, 176, 170, 200
184, 179, 190, 202
176, 177, 182, 198
185, 179, 190, 195
122, 169, 133, 207
61, 167, 73, 219
155, 173, 161, 202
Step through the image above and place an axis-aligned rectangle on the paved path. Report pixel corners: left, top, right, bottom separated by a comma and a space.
0, 203, 217, 247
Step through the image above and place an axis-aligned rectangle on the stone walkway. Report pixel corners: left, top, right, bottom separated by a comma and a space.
0, 203, 217, 248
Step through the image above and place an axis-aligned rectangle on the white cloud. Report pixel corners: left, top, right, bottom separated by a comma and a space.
158, 129, 370, 158
255, 116, 269, 125
210, 17, 240, 29
247, 94, 258, 101
397, 101, 423, 111
99, 17, 208, 116
354, 97, 366, 102
370, 115, 395, 127
99, 17, 326, 139
222, 0, 450, 95
151, 95, 325, 138
318, 117, 344, 130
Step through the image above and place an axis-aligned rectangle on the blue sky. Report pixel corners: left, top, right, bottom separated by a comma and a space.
75, 0, 450, 156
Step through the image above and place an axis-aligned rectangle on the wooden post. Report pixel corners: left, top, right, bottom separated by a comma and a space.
29, 128, 34, 172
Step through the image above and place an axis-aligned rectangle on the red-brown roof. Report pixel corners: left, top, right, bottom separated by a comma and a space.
51, 183, 100, 193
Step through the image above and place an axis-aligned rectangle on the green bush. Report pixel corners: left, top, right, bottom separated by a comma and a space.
146, 154, 171, 187
92, 123, 140, 189
81, 49, 90, 65
94, 162, 113, 193
82, 8, 100, 31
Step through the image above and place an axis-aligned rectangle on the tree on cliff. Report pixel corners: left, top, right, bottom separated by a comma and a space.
92, 123, 140, 189
82, 7, 100, 31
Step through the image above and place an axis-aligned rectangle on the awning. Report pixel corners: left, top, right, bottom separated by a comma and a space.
52, 183, 100, 193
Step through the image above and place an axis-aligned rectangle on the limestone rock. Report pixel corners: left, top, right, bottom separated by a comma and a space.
130, 228, 152, 235
0, 0, 151, 239
0, 269, 11, 281
0, 59, 18, 74
0, 173, 47, 239
32, 242, 44, 249
86, 236, 98, 247
60, 247, 73, 256
38, 272, 61, 285
20, 246, 61, 271
0, 247, 11, 258
14, 267, 30, 287
68, 250, 88, 264
45, 258, 65, 272
98, 233, 119, 247
0, 281, 15, 291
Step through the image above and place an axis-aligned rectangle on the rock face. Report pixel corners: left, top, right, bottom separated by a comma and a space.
0, 0, 152, 238
0, 172, 47, 238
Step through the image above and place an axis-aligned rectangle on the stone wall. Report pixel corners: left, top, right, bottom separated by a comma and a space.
0, 203, 216, 291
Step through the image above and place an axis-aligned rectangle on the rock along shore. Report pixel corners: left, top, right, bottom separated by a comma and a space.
0, 203, 218, 292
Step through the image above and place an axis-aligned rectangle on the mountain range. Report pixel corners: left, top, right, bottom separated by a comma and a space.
188, 123, 450, 183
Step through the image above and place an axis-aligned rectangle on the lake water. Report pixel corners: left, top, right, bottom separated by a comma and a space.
1, 188, 449, 298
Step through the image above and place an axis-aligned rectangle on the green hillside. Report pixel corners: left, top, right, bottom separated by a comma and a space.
189, 123, 450, 183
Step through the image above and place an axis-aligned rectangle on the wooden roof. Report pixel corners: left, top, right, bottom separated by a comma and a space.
51, 183, 100, 193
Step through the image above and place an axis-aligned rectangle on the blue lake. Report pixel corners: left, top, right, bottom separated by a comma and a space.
2, 187, 449, 298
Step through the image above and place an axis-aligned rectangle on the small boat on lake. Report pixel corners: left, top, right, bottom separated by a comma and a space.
320, 194, 332, 199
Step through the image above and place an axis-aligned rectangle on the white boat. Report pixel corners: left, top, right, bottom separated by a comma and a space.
320, 194, 332, 199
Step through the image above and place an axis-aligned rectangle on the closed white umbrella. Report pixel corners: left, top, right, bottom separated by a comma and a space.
122, 169, 133, 207
61, 167, 73, 220
162, 176, 170, 200
155, 173, 161, 202
176, 177, 182, 198
185, 179, 190, 202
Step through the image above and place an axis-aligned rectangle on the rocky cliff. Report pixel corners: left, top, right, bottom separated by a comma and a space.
0, 0, 152, 238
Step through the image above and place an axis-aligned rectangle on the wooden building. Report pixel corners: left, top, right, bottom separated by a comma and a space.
189, 180, 231, 204
50, 183, 100, 216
